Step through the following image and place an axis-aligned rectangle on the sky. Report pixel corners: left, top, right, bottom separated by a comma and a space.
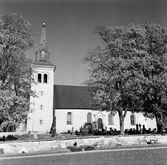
1, 0, 167, 86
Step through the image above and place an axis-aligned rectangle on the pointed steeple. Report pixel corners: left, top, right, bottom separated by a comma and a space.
34, 23, 53, 66
40, 23, 47, 48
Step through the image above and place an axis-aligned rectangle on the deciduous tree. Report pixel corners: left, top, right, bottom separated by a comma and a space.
84, 23, 167, 134
138, 23, 167, 133
0, 13, 34, 131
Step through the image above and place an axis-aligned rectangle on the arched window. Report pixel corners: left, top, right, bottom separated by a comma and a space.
67, 112, 72, 125
87, 112, 92, 123
43, 74, 47, 83
38, 73, 42, 83
108, 113, 114, 125
130, 113, 136, 125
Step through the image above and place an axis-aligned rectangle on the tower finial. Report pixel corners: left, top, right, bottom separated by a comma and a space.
43, 22, 46, 27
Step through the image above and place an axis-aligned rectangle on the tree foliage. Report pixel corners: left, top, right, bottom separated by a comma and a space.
83, 23, 167, 134
0, 13, 34, 131
138, 23, 167, 133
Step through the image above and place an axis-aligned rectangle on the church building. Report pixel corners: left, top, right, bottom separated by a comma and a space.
27, 24, 157, 134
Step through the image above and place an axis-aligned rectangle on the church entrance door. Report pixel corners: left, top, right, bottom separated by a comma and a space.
97, 118, 103, 130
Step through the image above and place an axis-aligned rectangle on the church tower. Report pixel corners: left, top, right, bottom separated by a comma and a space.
27, 23, 56, 133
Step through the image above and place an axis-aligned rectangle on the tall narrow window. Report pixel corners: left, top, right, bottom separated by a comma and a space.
67, 112, 72, 125
108, 113, 114, 125
43, 74, 47, 83
130, 113, 136, 125
38, 73, 42, 83
39, 119, 44, 125
40, 105, 43, 110
87, 112, 92, 123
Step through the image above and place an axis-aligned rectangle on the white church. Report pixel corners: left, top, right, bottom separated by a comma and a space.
27, 24, 157, 134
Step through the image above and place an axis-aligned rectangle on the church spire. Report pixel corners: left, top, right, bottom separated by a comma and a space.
34, 23, 53, 66
40, 23, 47, 48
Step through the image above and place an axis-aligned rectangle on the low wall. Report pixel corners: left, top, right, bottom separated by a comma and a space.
0, 135, 167, 155
0, 132, 26, 138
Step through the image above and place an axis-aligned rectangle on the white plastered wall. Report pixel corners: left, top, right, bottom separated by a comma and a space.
27, 65, 55, 133
55, 109, 157, 133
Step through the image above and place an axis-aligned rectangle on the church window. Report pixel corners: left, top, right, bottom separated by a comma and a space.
67, 112, 72, 125
87, 112, 92, 123
38, 73, 42, 83
41, 91, 43, 95
130, 113, 136, 125
39, 119, 44, 125
43, 74, 48, 83
108, 113, 114, 125
40, 105, 43, 110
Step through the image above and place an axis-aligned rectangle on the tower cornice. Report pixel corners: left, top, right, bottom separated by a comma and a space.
32, 63, 56, 71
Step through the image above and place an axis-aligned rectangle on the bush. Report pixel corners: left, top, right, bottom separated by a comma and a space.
0, 121, 16, 132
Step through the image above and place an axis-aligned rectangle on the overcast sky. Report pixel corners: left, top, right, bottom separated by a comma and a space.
1, 0, 167, 86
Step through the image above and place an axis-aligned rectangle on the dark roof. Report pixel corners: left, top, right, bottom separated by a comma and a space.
54, 85, 94, 109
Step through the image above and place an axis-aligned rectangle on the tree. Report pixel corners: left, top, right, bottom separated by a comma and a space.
137, 23, 167, 133
0, 13, 34, 131
83, 25, 142, 135
83, 23, 167, 135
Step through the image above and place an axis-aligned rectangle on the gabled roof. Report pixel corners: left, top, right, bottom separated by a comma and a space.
54, 85, 94, 109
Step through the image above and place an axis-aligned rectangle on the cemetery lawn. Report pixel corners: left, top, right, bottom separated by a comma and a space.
2, 146, 167, 165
